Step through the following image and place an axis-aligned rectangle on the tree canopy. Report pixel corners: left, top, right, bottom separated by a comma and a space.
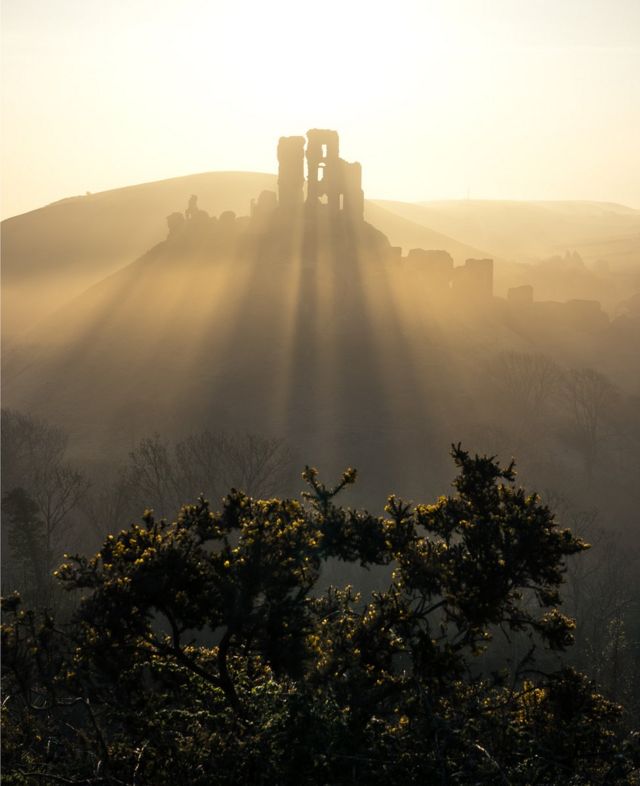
2, 446, 639, 784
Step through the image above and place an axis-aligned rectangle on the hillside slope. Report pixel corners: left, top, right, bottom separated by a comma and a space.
375, 199, 640, 264
6, 170, 638, 340
1, 173, 502, 341
5, 206, 639, 497
1, 172, 277, 339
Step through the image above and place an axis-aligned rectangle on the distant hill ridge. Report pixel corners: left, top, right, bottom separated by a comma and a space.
1, 171, 490, 339
2, 154, 639, 499
378, 198, 640, 263
2, 169, 639, 341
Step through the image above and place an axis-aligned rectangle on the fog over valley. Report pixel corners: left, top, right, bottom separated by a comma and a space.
2, 1, 640, 780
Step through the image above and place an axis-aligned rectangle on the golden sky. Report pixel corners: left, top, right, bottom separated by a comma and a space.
2, 0, 639, 218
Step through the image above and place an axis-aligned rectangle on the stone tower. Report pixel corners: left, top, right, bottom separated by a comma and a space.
277, 136, 305, 213
276, 130, 364, 220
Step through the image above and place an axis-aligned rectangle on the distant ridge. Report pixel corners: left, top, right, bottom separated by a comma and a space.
1, 172, 277, 338
374, 199, 640, 263
3, 171, 639, 341
1, 172, 489, 339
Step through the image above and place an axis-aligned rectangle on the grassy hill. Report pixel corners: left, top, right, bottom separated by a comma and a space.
374, 198, 640, 265
4, 172, 490, 340
1, 172, 277, 339
362, 201, 493, 261
4, 171, 639, 341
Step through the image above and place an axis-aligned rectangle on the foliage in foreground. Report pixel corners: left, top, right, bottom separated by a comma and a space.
2, 446, 639, 784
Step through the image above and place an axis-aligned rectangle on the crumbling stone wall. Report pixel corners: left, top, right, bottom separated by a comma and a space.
453, 258, 494, 298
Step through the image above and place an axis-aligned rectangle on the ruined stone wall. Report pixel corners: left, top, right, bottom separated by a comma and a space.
340, 160, 364, 218
277, 136, 305, 212
453, 258, 494, 298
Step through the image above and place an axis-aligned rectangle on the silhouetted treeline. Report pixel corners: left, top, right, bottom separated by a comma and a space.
2, 400, 639, 731
1, 409, 291, 602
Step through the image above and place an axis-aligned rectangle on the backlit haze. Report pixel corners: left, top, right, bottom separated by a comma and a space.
2, 0, 639, 219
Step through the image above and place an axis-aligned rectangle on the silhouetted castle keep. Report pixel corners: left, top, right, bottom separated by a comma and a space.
168, 129, 497, 301
278, 129, 364, 218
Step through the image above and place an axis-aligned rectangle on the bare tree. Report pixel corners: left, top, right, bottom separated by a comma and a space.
1, 409, 66, 490
93, 430, 292, 530
488, 351, 562, 421
123, 434, 178, 516
563, 512, 638, 708
173, 431, 291, 503
173, 430, 227, 502
213, 432, 291, 499
32, 464, 91, 573
1, 409, 90, 601
80, 468, 138, 546
561, 368, 617, 483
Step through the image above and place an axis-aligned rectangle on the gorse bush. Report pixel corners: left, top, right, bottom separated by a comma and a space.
2, 446, 639, 784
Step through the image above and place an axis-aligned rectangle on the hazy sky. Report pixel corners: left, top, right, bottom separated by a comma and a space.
2, 0, 639, 218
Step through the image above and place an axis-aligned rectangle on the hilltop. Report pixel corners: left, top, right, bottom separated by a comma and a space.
5, 170, 638, 341
2, 129, 639, 506
2, 171, 494, 341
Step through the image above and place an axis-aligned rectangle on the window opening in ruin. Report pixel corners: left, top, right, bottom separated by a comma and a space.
321, 144, 328, 158
339, 194, 344, 211
319, 194, 329, 205
318, 167, 324, 182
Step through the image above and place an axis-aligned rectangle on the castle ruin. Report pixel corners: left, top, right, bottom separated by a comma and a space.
277, 129, 364, 219
170, 129, 496, 301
